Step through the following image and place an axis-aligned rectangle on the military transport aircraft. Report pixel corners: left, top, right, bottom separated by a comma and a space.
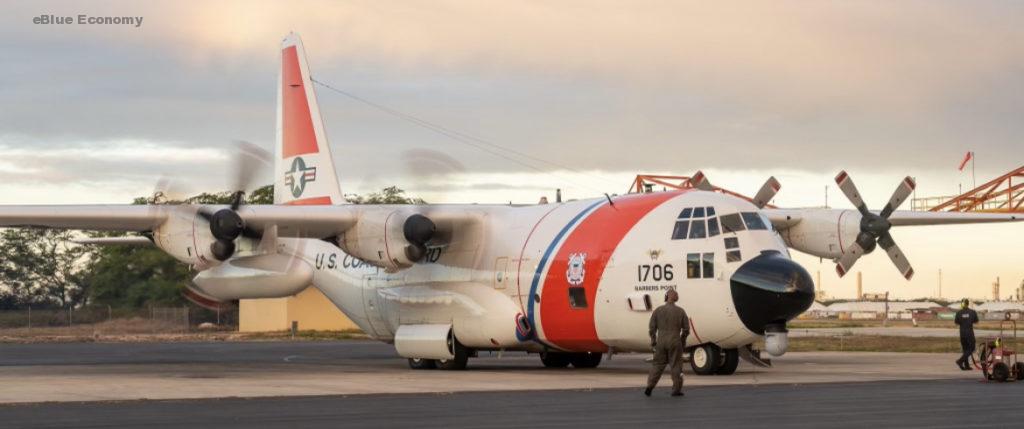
1, 34, 1019, 374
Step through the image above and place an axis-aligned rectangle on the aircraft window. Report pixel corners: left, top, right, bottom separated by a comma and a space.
707, 217, 720, 237
692, 207, 705, 218
720, 213, 745, 233
761, 213, 774, 231
688, 219, 707, 239
741, 212, 768, 230
672, 220, 690, 240
678, 208, 692, 219
702, 253, 714, 279
726, 250, 742, 263
706, 207, 716, 216
724, 237, 739, 249
568, 287, 588, 309
686, 253, 700, 278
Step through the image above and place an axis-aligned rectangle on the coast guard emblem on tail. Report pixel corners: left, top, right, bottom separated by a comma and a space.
566, 252, 586, 286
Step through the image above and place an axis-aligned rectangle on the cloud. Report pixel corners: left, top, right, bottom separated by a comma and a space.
3, 1, 1023, 182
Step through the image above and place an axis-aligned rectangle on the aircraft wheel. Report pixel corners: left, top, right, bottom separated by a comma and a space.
540, 352, 572, 368
569, 352, 603, 369
408, 358, 437, 370
1014, 362, 1024, 380
715, 348, 739, 375
437, 338, 470, 370
690, 344, 721, 375
992, 362, 1010, 382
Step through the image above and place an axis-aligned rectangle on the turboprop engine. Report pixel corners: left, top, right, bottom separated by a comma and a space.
339, 208, 437, 271
778, 209, 860, 260
151, 206, 227, 267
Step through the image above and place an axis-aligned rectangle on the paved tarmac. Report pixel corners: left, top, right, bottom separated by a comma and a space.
0, 340, 984, 405
2, 379, 1020, 429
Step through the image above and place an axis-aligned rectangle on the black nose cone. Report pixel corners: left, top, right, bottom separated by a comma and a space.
730, 251, 815, 335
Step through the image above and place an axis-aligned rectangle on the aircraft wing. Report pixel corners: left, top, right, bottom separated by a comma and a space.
0, 205, 166, 232
885, 211, 1022, 226
763, 208, 1022, 231
0, 204, 359, 239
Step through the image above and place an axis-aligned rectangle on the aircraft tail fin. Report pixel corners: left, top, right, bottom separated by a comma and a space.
274, 33, 345, 205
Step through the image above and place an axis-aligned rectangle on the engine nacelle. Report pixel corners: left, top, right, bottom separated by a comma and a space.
190, 253, 313, 301
151, 207, 223, 268
779, 209, 860, 260
339, 208, 436, 271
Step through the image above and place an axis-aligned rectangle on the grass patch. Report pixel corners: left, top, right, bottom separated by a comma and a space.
791, 319, 1012, 331
760, 335, 1022, 353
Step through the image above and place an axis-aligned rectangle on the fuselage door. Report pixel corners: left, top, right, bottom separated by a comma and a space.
361, 275, 387, 338
493, 257, 510, 289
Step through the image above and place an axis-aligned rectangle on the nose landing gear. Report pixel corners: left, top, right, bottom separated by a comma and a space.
688, 344, 739, 375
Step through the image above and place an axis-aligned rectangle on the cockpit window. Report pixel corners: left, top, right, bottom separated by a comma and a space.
672, 206, 719, 240
688, 219, 707, 239
707, 217, 720, 237
720, 213, 745, 233
741, 212, 767, 230
672, 220, 690, 240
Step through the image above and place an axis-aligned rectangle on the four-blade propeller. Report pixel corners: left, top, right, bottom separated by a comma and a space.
200, 141, 272, 261
833, 171, 916, 280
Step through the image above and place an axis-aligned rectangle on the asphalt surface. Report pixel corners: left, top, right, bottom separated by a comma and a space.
2, 379, 1019, 429
0, 341, 1012, 427
0, 340, 397, 367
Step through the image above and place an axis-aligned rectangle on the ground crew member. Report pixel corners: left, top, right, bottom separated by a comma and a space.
645, 289, 689, 397
954, 298, 979, 370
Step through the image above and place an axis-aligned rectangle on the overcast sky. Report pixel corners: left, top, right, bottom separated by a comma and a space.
1, 1, 1022, 300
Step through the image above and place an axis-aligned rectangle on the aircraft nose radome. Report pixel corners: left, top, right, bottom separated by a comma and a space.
730, 251, 815, 335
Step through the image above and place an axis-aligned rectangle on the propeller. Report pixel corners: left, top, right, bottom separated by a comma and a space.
688, 171, 781, 209
688, 171, 714, 191
200, 141, 272, 261
833, 171, 916, 280
751, 176, 781, 209
392, 148, 467, 263
402, 213, 436, 262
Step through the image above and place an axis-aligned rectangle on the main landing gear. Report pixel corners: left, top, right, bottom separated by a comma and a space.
407, 338, 473, 370
540, 351, 603, 369
689, 344, 739, 375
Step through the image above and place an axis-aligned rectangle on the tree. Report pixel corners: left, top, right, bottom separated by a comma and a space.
247, 184, 274, 204
347, 186, 425, 204
83, 242, 189, 308
0, 228, 90, 308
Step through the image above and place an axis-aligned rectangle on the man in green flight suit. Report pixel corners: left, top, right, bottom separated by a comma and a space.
645, 289, 690, 397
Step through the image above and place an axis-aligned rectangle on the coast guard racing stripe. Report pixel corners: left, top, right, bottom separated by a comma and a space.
539, 192, 680, 351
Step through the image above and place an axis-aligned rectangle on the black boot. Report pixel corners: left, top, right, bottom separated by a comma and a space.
644, 387, 652, 397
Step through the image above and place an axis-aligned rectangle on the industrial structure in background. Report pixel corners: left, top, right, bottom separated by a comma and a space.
912, 165, 1024, 213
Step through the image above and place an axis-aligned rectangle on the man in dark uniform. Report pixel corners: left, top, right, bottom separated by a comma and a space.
954, 298, 979, 370
645, 289, 689, 397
